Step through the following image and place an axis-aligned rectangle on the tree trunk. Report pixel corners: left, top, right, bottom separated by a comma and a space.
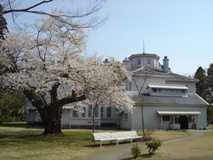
38, 104, 63, 135
0, 108, 2, 124
141, 105, 145, 137
23, 89, 86, 135
92, 106, 95, 133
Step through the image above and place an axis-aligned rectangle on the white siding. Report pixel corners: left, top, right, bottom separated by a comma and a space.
120, 112, 132, 130
166, 81, 196, 94
61, 110, 70, 126
132, 106, 160, 129
130, 105, 207, 130
70, 118, 100, 126
131, 77, 165, 92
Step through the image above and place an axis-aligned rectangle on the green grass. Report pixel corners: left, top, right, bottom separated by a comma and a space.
1, 123, 212, 160
125, 131, 213, 160
0, 123, 101, 160
151, 130, 191, 141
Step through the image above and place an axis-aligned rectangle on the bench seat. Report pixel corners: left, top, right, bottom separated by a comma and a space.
93, 131, 143, 146
92, 132, 117, 146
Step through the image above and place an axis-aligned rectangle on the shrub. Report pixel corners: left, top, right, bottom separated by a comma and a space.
144, 129, 154, 141
131, 143, 141, 159
145, 139, 162, 155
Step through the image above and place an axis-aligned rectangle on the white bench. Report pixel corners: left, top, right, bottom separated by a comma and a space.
92, 132, 117, 146
111, 131, 143, 144
92, 131, 143, 146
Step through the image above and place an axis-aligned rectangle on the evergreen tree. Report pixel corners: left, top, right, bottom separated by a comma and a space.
194, 65, 213, 123
194, 66, 208, 100
206, 64, 213, 122
206, 64, 213, 103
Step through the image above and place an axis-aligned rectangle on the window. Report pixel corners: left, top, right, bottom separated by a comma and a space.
147, 59, 151, 66
73, 110, 78, 117
81, 107, 85, 118
101, 107, 104, 118
162, 116, 170, 121
138, 59, 141, 65
94, 107, 98, 118
124, 113, 128, 120
172, 117, 179, 123
181, 90, 185, 94
107, 107, 112, 118
153, 88, 157, 92
88, 105, 92, 118
189, 116, 194, 122
171, 89, 175, 93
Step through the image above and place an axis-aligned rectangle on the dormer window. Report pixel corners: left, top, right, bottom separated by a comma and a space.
181, 90, 185, 94
148, 84, 188, 97
153, 88, 157, 92
138, 59, 141, 66
148, 59, 151, 66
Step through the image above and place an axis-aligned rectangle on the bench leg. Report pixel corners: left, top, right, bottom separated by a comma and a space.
116, 140, 119, 145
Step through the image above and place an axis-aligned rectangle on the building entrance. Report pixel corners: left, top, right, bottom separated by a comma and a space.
178, 116, 188, 129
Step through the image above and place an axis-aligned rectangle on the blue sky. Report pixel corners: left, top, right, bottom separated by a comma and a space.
6, 0, 213, 76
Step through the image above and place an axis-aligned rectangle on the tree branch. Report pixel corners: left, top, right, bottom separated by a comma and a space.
3, 0, 53, 14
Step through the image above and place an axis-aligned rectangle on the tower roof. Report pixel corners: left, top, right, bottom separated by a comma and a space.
129, 53, 160, 60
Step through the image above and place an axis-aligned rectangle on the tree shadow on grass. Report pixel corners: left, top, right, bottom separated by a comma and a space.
0, 122, 44, 129
140, 153, 153, 158
120, 154, 153, 160
85, 142, 118, 147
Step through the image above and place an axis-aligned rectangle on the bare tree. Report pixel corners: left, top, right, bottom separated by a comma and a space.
0, 0, 107, 37
132, 69, 153, 137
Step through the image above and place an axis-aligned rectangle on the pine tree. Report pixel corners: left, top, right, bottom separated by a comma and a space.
206, 64, 213, 103
194, 66, 208, 100
206, 64, 213, 122
194, 65, 213, 123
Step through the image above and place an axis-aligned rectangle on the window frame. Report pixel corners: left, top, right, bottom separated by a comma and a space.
162, 116, 170, 121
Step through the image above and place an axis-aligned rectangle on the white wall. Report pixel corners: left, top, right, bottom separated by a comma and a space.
166, 81, 196, 94
120, 112, 132, 130
61, 110, 70, 126
130, 105, 207, 130
131, 76, 165, 92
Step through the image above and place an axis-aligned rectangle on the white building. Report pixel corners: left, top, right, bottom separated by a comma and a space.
119, 53, 208, 130
26, 53, 208, 130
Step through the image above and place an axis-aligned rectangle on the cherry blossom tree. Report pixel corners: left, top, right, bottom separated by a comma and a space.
0, 12, 134, 135
75, 56, 135, 132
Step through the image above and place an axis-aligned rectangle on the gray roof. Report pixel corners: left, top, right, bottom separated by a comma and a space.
132, 67, 197, 83
132, 94, 208, 106
129, 53, 160, 60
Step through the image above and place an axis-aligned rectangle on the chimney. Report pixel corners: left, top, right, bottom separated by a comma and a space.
103, 58, 109, 64
163, 56, 169, 73
122, 57, 130, 69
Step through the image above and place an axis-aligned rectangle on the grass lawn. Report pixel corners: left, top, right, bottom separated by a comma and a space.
133, 132, 213, 160
142, 129, 191, 141
0, 123, 104, 160
129, 131, 213, 160
0, 123, 212, 160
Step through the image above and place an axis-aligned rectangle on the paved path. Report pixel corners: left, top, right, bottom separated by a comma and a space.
90, 130, 213, 160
